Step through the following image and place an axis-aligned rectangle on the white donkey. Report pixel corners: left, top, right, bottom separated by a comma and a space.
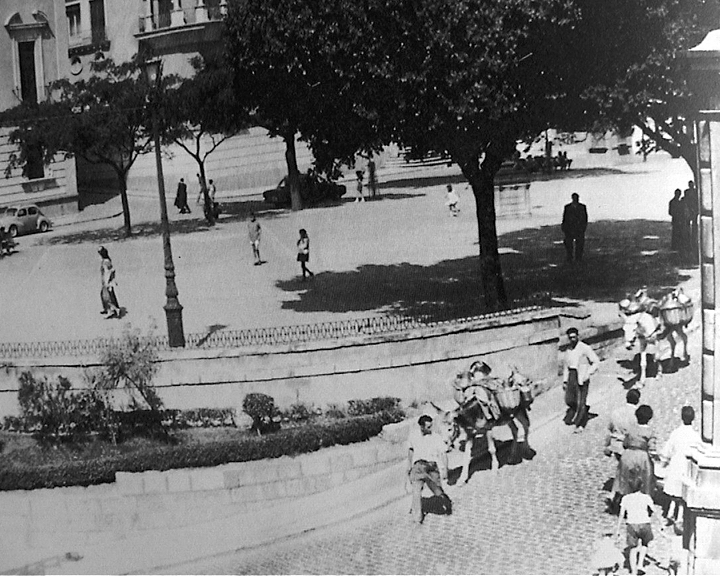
620, 289, 692, 385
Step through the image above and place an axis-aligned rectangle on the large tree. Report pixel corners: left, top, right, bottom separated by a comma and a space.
343, 0, 578, 308
223, 0, 384, 210
163, 55, 250, 224
562, 0, 720, 175
1, 56, 161, 236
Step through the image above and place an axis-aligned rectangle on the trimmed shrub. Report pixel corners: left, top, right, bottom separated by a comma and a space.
324, 403, 347, 419
0, 411, 404, 491
242, 393, 280, 434
347, 397, 402, 417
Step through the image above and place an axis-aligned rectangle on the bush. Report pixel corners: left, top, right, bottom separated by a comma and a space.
242, 393, 280, 434
347, 397, 402, 417
282, 402, 320, 424
0, 411, 404, 491
15, 372, 111, 442
324, 403, 347, 419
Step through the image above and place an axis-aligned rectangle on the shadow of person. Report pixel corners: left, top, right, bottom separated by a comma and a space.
421, 494, 453, 518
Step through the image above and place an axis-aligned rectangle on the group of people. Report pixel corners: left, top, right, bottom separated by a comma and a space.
244, 213, 314, 280
599, 389, 701, 575
174, 174, 219, 219
355, 162, 378, 202
668, 180, 698, 258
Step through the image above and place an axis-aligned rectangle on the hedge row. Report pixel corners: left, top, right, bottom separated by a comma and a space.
0, 410, 403, 491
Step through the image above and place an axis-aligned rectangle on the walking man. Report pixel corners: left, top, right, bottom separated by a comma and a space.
174, 178, 191, 214
407, 414, 452, 524
562, 327, 600, 433
669, 188, 687, 252
248, 212, 262, 265
98, 246, 121, 319
355, 170, 365, 202
445, 184, 460, 216
561, 193, 588, 262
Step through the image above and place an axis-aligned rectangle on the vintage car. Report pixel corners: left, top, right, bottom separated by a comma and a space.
263, 174, 346, 207
0, 204, 52, 237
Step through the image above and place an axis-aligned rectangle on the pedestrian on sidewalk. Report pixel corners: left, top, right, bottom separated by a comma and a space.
174, 178, 191, 214
605, 388, 642, 515
659, 405, 701, 527
561, 192, 588, 262
684, 180, 698, 256
248, 213, 262, 265
368, 159, 378, 198
296, 228, 314, 280
355, 170, 365, 202
98, 246, 121, 319
562, 327, 600, 433
615, 404, 657, 498
616, 476, 655, 576
669, 188, 687, 252
196, 173, 207, 205
407, 414, 452, 524
445, 184, 460, 216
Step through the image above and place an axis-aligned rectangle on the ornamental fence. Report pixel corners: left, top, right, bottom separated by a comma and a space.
0, 298, 551, 360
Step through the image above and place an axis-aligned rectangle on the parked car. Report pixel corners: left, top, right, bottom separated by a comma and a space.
263, 174, 347, 207
0, 204, 52, 237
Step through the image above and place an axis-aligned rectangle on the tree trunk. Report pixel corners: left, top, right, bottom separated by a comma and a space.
284, 131, 302, 211
459, 151, 508, 310
197, 163, 215, 225
118, 171, 132, 237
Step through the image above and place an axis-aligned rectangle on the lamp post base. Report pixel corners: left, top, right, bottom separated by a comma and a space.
164, 300, 185, 348
682, 444, 720, 574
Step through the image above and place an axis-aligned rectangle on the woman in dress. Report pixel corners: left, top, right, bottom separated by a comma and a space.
615, 404, 657, 497
99, 246, 121, 318
296, 229, 313, 280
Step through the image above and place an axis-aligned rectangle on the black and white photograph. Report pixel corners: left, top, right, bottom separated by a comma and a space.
0, 1, 719, 574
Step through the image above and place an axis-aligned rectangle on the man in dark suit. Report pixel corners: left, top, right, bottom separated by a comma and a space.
562, 193, 588, 262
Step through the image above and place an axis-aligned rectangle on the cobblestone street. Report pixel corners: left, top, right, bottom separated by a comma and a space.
165, 275, 701, 575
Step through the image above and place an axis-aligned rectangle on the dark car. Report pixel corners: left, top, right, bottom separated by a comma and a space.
263, 174, 346, 207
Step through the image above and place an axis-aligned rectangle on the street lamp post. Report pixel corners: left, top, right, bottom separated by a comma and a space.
144, 58, 186, 348
682, 31, 720, 574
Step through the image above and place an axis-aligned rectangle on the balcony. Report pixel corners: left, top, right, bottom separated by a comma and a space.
67, 27, 111, 57
136, 1, 225, 53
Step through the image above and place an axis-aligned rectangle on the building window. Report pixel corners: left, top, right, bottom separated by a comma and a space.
18, 41, 38, 104
66, 2, 81, 39
90, 0, 106, 44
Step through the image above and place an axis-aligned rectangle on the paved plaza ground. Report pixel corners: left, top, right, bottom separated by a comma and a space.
161, 278, 701, 575
1, 150, 703, 574
0, 152, 694, 344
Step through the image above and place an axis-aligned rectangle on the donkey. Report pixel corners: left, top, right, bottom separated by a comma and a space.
430, 367, 533, 485
620, 289, 691, 385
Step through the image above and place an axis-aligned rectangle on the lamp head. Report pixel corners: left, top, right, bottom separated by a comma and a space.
144, 58, 162, 86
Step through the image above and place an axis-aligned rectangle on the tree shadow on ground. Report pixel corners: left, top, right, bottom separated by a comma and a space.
39, 199, 283, 246
277, 219, 696, 318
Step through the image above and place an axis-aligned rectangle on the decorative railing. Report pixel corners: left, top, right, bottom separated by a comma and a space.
0, 301, 552, 360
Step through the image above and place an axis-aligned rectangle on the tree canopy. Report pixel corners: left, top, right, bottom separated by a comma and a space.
559, 0, 720, 173
224, 0, 385, 209
162, 55, 250, 224
1, 56, 161, 236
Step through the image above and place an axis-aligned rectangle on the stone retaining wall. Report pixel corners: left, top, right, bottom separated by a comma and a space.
0, 307, 562, 418
0, 434, 407, 573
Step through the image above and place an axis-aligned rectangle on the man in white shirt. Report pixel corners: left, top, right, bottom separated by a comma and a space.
407, 415, 452, 524
562, 327, 600, 433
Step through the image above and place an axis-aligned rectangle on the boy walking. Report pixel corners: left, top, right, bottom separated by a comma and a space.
616, 478, 654, 575
248, 213, 262, 265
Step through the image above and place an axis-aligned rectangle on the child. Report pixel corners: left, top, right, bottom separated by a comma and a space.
590, 530, 624, 575
616, 477, 654, 575
445, 184, 459, 216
